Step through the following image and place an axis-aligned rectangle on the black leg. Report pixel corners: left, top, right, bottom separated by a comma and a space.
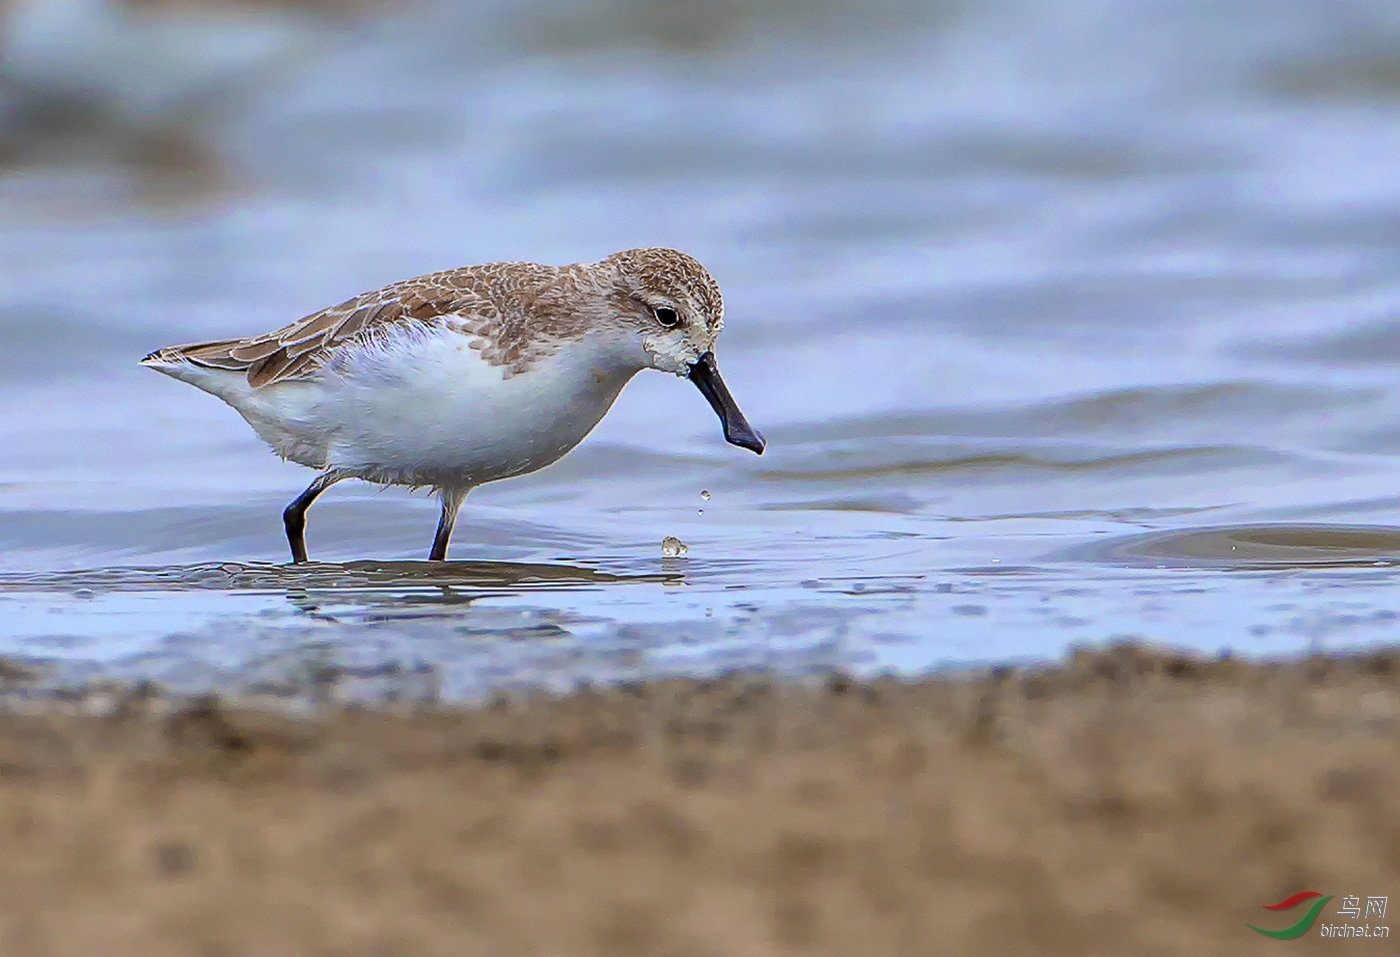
283, 471, 343, 564
429, 488, 466, 561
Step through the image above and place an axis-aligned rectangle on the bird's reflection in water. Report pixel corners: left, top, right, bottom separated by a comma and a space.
269, 559, 683, 627
0, 558, 680, 595
0, 556, 684, 639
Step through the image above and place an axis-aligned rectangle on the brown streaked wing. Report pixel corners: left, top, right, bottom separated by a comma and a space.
246, 349, 297, 389
154, 260, 575, 388
326, 300, 398, 345
161, 293, 431, 388
278, 306, 353, 351
227, 335, 286, 362
168, 338, 252, 371
246, 298, 415, 386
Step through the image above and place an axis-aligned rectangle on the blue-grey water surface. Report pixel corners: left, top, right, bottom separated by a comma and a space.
4, 0, 1400, 698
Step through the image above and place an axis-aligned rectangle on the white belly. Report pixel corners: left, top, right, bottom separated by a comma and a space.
176, 325, 643, 489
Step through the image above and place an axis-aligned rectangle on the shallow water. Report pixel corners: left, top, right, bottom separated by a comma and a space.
3, 0, 1400, 697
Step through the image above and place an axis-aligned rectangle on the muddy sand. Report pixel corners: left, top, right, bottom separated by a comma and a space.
0, 643, 1396, 956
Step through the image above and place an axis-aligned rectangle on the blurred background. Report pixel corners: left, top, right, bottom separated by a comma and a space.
3, 0, 1400, 696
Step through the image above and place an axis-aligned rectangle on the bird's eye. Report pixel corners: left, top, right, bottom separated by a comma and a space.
654, 306, 680, 328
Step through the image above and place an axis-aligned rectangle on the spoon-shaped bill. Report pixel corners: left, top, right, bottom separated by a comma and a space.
688, 351, 765, 454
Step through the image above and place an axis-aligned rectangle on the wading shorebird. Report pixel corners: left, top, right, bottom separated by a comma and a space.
142, 248, 765, 562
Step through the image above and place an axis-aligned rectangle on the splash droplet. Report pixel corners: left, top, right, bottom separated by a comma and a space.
700, 490, 711, 501
697, 508, 705, 516
661, 536, 689, 558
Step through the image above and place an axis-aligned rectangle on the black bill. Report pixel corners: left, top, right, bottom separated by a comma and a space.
688, 351, 765, 454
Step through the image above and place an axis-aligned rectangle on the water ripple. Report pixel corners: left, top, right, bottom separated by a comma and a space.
1057, 524, 1400, 569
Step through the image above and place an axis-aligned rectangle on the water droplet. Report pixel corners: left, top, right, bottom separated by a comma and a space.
697, 508, 705, 516
700, 490, 711, 501
661, 536, 689, 558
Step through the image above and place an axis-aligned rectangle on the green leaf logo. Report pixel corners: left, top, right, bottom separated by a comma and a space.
1247, 892, 1334, 939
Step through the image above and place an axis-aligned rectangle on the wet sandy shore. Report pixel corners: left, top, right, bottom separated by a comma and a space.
0, 643, 1396, 956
